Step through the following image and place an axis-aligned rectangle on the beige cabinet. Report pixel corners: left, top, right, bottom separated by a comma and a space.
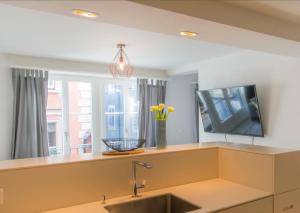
274, 189, 300, 213
219, 148, 300, 213
215, 197, 273, 213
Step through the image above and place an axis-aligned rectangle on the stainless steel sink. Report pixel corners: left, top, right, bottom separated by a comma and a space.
104, 194, 201, 213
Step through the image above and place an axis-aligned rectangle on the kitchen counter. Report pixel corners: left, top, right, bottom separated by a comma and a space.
0, 142, 294, 172
42, 178, 272, 213
1, 142, 297, 213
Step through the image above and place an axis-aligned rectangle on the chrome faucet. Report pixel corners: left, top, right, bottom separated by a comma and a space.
132, 161, 152, 197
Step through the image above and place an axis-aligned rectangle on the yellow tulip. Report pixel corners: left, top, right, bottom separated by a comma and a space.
168, 106, 175, 112
158, 103, 165, 111
150, 105, 159, 112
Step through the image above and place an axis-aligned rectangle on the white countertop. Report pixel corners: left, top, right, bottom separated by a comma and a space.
0, 142, 295, 172
42, 178, 272, 213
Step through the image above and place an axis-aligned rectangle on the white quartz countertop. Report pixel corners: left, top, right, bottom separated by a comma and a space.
41, 178, 272, 213
0, 142, 295, 172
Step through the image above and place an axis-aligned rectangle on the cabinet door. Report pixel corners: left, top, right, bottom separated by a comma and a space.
215, 197, 273, 213
274, 189, 300, 213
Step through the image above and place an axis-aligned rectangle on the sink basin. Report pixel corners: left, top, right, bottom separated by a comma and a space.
104, 194, 201, 213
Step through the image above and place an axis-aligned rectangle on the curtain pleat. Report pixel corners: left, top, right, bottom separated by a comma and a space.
137, 79, 167, 147
11, 68, 49, 159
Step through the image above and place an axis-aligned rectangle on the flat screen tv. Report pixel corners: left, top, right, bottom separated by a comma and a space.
196, 85, 264, 137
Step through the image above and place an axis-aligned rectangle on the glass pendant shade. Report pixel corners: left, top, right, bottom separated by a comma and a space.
109, 44, 134, 78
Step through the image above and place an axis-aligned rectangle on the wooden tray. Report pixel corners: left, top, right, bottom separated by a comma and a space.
102, 149, 145, 156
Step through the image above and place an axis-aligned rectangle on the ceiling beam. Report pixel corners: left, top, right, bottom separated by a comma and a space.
131, 0, 300, 42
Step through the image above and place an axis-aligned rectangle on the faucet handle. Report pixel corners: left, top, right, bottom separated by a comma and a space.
101, 195, 106, 204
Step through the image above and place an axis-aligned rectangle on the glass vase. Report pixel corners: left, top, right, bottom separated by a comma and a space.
156, 120, 167, 149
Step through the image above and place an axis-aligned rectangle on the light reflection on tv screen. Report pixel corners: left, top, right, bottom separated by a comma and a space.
197, 85, 264, 137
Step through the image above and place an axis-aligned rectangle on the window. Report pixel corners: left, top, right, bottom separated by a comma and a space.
46, 79, 93, 156
46, 76, 139, 156
104, 81, 138, 139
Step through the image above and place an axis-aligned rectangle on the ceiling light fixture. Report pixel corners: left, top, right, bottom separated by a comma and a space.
180, 31, 198, 37
109, 44, 134, 78
72, 9, 98, 18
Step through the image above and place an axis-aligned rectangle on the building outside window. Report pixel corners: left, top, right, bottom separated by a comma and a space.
68, 81, 93, 155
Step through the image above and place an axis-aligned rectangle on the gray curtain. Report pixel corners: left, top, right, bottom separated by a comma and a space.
11, 68, 49, 159
194, 83, 200, 142
137, 79, 167, 147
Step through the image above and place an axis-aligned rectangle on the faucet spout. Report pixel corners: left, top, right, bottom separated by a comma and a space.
132, 161, 152, 197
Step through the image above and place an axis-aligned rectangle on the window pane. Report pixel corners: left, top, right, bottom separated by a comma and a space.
104, 83, 124, 138
104, 82, 138, 139
47, 80, 64, 155
68, 82, 92, 154
126, 83, 138, 139
48, 122, 57, 147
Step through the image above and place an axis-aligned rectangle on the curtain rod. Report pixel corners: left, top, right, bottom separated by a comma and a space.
10, 65, 47, 71
50, 70, 170, 81
10, 65, 170, 81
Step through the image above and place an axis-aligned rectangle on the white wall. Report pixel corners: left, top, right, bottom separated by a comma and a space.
166, 73, 198, 144
197, 50, 300, 149
0, 54, 13, 160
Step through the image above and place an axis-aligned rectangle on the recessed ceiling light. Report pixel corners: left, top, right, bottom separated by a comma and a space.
180, 31, 198, 37
72, 9, 98, 18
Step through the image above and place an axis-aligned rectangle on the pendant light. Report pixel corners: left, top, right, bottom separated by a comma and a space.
109, 44, 133, 78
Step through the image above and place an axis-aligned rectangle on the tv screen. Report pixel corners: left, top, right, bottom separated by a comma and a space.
196, 85, 264, 137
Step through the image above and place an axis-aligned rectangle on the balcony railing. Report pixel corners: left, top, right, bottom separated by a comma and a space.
49, 144, 92, 156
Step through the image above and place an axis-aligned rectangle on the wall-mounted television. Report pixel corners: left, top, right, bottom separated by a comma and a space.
196, 85, 264, 137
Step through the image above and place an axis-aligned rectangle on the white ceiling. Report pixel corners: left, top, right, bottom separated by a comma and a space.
0, 4, 241, 70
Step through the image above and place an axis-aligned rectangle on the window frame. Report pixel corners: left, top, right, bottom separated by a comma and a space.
47, 74, 138, 155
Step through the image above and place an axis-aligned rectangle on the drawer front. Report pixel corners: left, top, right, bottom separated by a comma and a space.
215, 197, 273, 213
274, 189, 300, 213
